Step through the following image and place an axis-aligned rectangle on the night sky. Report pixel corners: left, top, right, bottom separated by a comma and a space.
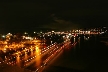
0, 1, 108, 32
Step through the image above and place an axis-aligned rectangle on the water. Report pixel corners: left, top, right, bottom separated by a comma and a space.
44, 35, 108, 72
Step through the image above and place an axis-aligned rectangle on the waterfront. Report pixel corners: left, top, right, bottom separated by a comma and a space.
43, 35, 108, 72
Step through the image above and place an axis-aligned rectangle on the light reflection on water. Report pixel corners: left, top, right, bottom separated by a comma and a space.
16, 54, 20, 66
79, 37, 80, 48
31, 49, 33, 56
35, 46, 41, 67
74, 38, 75, 43
25, 52, 27, 60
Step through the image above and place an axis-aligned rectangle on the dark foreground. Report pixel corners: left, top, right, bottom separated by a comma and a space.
43, 35, 108, 72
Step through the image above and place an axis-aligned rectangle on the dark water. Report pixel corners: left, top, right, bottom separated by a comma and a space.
44, 35, 108, 72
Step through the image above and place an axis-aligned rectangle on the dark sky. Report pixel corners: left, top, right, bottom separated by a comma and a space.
0, 0, 108, 32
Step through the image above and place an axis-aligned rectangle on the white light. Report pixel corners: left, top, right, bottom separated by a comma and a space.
34, 32, 36, 33
40, 32, 42, 33
24, 32, 28, 34
2, 35, 5, 38
52, 31, 54, 32
67, 36, 69, 38
101, 32, 104, 33
76, 30, 78, 32
68, 33, 71, 35
8, 33, 10, 34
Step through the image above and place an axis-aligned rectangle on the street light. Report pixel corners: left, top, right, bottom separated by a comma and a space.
24, 32, 28, 34
34, 32, 36, 33
2, 35, 5, 38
